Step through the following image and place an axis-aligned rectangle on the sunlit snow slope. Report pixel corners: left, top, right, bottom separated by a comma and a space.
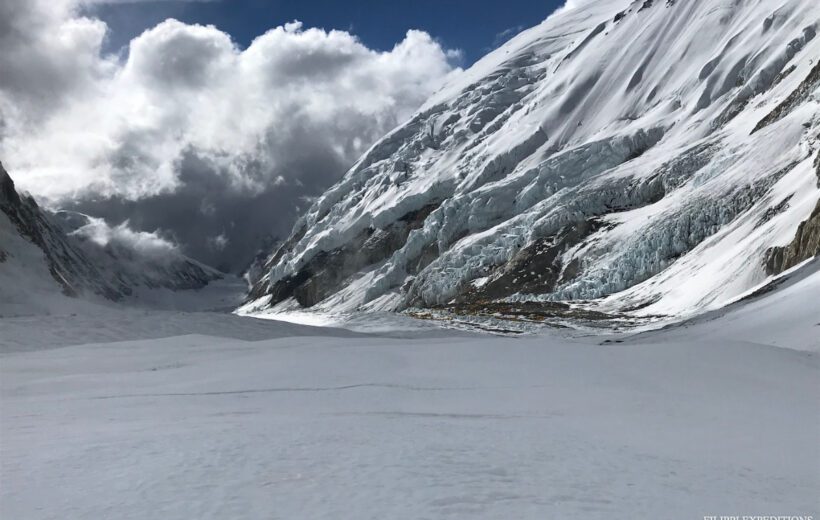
246, 0, 820, 319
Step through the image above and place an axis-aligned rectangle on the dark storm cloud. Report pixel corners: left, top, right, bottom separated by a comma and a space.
70, 142, 346, 273
0, 0, 110, 124
0, 3, 460, 270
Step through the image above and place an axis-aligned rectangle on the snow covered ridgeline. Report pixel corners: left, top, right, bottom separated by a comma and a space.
246, 0, 820, 320
0, 163, 221, 315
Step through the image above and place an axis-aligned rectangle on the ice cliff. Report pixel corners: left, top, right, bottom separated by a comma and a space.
245, 0, 820, 320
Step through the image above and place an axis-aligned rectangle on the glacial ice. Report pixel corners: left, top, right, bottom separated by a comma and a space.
246, 0, 820, 320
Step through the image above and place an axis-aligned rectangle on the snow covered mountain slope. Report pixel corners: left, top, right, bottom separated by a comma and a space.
245, 0, 820, 320
627, 256, 820, 351
0, 163, 221, 316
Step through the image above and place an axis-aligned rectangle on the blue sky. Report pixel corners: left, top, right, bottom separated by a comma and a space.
87, 0, 565, 64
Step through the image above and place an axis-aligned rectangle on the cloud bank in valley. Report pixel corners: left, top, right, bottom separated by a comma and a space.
0, 0, 460, 271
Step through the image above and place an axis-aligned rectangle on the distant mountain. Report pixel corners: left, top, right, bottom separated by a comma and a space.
0, 163, 221, 315
245, 0, 820, 322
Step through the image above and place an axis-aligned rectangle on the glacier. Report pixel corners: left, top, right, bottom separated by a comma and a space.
245, 0, 820, 324
3, 259, 818, 520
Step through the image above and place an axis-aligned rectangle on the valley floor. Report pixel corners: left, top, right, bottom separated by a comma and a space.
1, 268, 818, 519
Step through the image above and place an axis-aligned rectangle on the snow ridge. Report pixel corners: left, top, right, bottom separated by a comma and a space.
1, 163, 222, 316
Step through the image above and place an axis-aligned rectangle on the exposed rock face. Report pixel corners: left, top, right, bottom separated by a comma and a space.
245, 0, 820, 318
447, 218, 609, 304
1, 162, 221, 303
258, 202, 439, 308
765, 154, 820, 275
1, 162, 116, 298
817, 147, 820, 186
752, 60, 820, 134
765, 201, 820, 276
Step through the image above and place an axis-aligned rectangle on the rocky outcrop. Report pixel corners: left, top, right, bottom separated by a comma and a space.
764, 151, 820, 275
260, 202, 440, 307
816, 147, 820, 186
1, 162, 118, 298
752, 59, 820, 134
447, 218, 609, 304
765, 200, 820, 275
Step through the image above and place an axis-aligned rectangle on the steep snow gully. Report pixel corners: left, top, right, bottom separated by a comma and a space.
245, 0, 820, 324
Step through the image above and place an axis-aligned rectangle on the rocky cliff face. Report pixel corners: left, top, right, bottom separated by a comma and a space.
1, 162, 120, 299
765, 153, 820, 275
1, 162, 221, 311
245, 0, 820, 320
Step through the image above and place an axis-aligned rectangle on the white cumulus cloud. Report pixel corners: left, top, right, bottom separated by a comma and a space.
71, 216, 179, 259
0, 0, 460, 270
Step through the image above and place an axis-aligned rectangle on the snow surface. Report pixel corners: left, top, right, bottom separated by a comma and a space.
248, 0, 820, 320
0, 210, 80, 317
2, 265, 818, 519
630, 257, 820, 352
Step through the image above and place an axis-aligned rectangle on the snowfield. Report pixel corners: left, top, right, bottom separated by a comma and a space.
2, 264, 818, 520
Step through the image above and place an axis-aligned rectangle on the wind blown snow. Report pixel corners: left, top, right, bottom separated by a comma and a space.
70, 215, 178, 259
